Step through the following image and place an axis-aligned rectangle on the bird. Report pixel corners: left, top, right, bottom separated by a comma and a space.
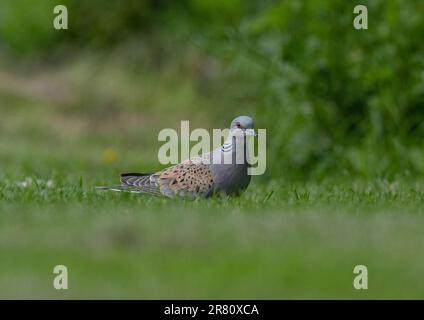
97, 116, 256, 199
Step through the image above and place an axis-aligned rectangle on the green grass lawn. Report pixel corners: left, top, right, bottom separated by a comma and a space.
1, 178, 424, 299
1, 51, 424, 299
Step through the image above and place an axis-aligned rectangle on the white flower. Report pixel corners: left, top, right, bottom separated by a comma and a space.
46, 179, 54, 188
20, 177, 33, 188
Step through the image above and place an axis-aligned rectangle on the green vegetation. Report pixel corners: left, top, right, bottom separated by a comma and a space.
1, 177, 424, 298
1, 0, 424, 298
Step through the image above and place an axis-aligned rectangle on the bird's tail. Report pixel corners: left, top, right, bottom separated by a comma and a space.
95, 185, 132, 192
96, 172, 163, 197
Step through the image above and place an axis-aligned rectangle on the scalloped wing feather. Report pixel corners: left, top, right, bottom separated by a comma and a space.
120, 161, 215, 198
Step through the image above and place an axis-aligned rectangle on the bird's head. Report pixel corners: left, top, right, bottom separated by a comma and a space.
230, 115, 255, 136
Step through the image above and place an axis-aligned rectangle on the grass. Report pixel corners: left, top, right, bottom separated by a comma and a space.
1, 46, 424, 299
1, 178, 424, 299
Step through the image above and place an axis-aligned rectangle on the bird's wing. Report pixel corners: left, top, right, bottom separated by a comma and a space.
120, 160, 215, 198
152, 161, 215, 198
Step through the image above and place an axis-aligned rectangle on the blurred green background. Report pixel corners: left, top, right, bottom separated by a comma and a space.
1, 0, 424, 299
1, 0, 424, 180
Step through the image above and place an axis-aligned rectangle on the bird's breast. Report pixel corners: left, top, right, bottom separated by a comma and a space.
211, 163, 251, 195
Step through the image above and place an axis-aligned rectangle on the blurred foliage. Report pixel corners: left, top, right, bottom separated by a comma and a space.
1, 0, 424, 180
187, 0, 424, 180
0, 0, 58, 52
0, 0, 164, 51
62, 0, 160, 47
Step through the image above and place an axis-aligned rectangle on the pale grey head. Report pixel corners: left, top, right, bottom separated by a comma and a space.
230, 115, 254, 130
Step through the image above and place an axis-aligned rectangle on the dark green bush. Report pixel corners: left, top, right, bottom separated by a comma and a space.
0, 0, 58, 52
0, 0, 167, 52
184, 0, 424, 179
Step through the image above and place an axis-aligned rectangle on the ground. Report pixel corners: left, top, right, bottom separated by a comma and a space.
1, 179, 424, 298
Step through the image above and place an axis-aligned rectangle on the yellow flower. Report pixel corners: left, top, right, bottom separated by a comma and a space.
101, 148, 117, 164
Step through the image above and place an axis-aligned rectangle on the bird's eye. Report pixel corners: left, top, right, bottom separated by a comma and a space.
236, 122, 241, 128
